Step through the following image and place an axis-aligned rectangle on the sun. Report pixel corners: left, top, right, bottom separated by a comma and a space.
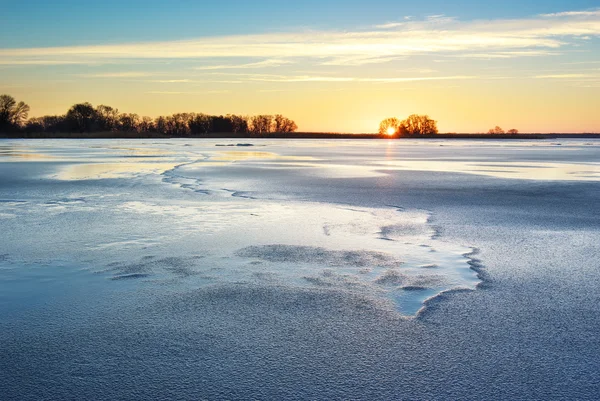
386, 127, 396, 136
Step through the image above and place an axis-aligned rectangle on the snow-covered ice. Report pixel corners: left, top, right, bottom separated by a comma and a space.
1, 138, 599, 400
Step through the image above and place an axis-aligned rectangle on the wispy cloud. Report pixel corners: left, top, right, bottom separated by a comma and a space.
359, 75, 474, 83
375, 22, 406, 29
320, 55, 405, 66
246, 75, 355, 82
0, 10, 598, 66
0, 59, 102, 65
563, 60, 600, 65
150, 79, 192, 83
454, 50, 563, 59
145, 90, 231, 95
535, 73, 593, 78
80, 71, 156, 78
541, 10, 600, 18
195, 59, 293, 70
199, 73, 475, 83
376, 16, 414, 29
574, 82, 600, 87
425, 15, 457, 24
145, 91, 189, 95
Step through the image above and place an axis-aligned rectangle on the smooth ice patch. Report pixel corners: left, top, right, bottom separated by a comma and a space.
56, 162, 181, 180
372, 160, 600, 181
107, 201, 480, 317
0, 139, 492, 317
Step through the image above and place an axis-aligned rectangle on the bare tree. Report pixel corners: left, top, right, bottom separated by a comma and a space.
139, 116, 154, 132
96, 105, 119, 131
249, 115, 274, 134
378, 118, 400, 135
0, 95, 17, 128
398, 115, 438, 136
155, 116, 168, 134
274, 114, 298, 133
282, 118, 298, 133
228, 115, 249, 134
25, 117, 45, 133
11, 102, 30, 126
38, 115, 66, 132
66, 103, 97, 132
189, 113, 211, 135
488, 126, 505, 135
507, 128, 519, 135
118, 113, 141, 132
0, 95, 15, 123
25, 115, 67, 133
165, 113, 192, 136
0, 94, 30, 130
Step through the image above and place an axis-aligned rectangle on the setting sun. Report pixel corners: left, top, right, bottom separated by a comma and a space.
386, 127, 396, 136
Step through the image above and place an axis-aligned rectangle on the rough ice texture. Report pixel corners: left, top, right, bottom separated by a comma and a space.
236, 245, 401, 267
1, 138, 599, 400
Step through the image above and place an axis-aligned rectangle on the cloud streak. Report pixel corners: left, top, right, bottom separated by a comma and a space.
195, 59, 293, 70
145, 90, 231, 95
190, 73, 475, 83
0, 10, 598, 66
541, 10, 600, 18
535, 73, 596, 78
80, 72, 156, 78
453, 50, 563, 59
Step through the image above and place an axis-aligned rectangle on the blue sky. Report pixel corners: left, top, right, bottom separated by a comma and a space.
2, 0, 599, 47
1, 1, 599, 133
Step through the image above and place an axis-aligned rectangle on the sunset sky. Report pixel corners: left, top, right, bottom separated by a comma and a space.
1, 0, 599, 133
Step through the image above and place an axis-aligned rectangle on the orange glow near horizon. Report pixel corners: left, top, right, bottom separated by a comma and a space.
4, 74, 599, 134
3, 79, 599, 134
1, 8, 600, 134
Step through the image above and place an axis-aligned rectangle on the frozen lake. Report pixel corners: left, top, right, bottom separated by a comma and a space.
1, 138, 599, 400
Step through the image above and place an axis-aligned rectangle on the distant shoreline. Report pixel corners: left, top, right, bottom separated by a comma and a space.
1, 132, 599, 140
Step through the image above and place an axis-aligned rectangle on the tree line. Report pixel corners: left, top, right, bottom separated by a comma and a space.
379, 115, 439, 136
379, 115, 522, 136
488, 126, 519, 135
0, 95, 298, 135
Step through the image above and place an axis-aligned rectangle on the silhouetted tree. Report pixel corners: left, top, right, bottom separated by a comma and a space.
10, 102, 29, 127
66, 103, 97, 132
398, 115, 438, 136
25, 118, 45, 133
4, 94, 297, 137
0, 94, 30, 131
210, 115, 234, 133
165, 113, 192, 136
229, 115, 249, 134
139, 116, 154, 132
96, 105, 119, 131
37, 115, 66, 132
186, 113, 208, 135
118, 113, 141, 132
488, 126, 505, 135
274, 114, 298, 133
249, 115, 274, 134
507, 128, 519, 135
155, 116, 168, 134
24, 115, 66, 133
0, 95, 16, 128
378, 117, 400, 136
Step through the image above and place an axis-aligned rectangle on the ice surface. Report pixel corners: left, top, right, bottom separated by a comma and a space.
1, 138, 599, 400
0, 139, 480, 316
